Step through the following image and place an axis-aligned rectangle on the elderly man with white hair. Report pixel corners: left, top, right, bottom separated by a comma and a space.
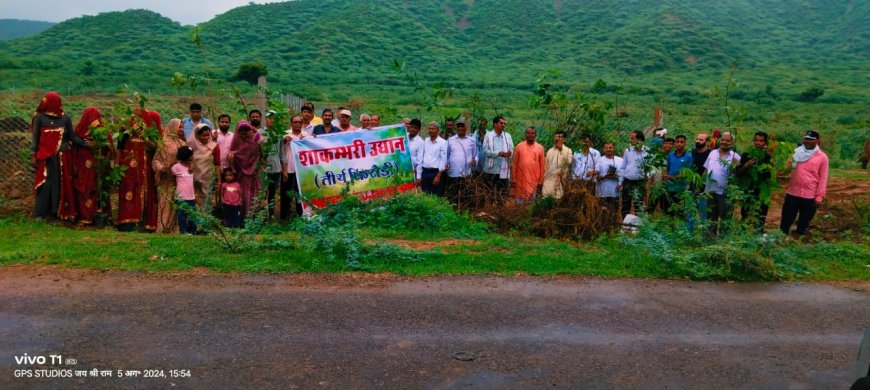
359, 114, 372, 130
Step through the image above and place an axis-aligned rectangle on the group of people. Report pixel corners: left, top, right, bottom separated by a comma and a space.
31, 93, 269, 233
30, 91, 829, 237
406, 117, 829, 237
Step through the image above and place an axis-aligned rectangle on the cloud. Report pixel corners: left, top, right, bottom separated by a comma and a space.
0, 0, 285, 25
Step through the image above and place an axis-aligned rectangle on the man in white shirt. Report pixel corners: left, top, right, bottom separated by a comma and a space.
299, 105, 317, 135
703, 131, 740, 236
407, 119, 424, 181
417, 122, 448, 196
571, 134, 601, 192
482, 116, 514, 195
445, 118, 477, 204
617, 130, 649, 219
595, 142, 623, 226
572, 133, 601, 188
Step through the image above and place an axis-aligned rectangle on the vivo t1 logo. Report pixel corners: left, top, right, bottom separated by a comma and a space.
14, 354, 63, 365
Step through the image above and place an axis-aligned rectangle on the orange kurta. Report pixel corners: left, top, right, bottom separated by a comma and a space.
511, 141, 546, 200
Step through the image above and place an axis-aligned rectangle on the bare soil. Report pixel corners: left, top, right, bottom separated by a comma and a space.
1, 265, 868, 389
767, 170, 870, 238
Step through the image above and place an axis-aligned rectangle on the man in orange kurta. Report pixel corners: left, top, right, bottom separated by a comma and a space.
511, 127, 546, 203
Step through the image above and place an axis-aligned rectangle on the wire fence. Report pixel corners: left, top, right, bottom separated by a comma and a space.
0, 117, 33, 210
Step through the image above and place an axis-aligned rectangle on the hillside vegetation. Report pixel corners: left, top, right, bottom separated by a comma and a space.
0, 19, 55, 41
1, 0, 866, 92
0, 0, 867, 165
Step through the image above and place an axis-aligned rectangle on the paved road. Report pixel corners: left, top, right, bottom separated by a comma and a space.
1, 266, 868, 389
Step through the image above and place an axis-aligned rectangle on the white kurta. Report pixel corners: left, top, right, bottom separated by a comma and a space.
542, 146, 573, 198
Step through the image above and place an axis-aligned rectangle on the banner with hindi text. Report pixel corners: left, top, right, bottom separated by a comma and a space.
291, 124, 416, 208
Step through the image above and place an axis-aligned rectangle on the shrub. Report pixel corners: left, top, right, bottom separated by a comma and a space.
795, 87, 824, 102
317, 192, 489, 239
622, 215, 810, 281
299, 215, 421, 271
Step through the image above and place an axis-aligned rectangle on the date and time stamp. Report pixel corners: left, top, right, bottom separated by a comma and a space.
10, 354, 191, 380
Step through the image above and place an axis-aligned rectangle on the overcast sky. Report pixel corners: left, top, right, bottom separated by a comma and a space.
1, 0, 286, 26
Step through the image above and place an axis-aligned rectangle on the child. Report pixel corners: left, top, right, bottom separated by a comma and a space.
172, 146, 197, 234
220, 168, 242, 228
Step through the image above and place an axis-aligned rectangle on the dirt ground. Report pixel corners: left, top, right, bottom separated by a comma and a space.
1, 265, 868, 389
766, 170, 869, 237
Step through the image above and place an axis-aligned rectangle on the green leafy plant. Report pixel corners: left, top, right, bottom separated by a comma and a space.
529, 70, 613, 146
299, 215, 421, 271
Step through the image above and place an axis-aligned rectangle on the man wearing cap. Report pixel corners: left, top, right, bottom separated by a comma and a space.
445, 118, 477, 203
418, 122, 448, 196
337, 109, 357, 132
780, 130, 828, 236
182, 103, 214, 139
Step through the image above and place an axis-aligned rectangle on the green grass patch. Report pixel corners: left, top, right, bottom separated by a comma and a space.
2, 217, 867, 281
829, 169, 870, 181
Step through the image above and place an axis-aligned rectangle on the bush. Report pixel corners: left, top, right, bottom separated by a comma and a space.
795, 87, 824, 102
317, 192, 489, 238
622, 215, 810, 281
299, 215, 421, 271
233, 61, 268, 86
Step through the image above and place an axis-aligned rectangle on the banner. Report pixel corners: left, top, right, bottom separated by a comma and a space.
291, 124, 416, 208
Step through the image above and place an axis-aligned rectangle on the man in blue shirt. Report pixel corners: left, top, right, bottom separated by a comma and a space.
662, 134, 694, 217
182, 103, 214, 140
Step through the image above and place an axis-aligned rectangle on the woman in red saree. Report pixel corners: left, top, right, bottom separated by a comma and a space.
71, 107, 102, 224
30, 92, 90, 220
152, 118, 184, 233
142, 111, 162, 231
116, 109, 159, 231
228, 120, 261, 221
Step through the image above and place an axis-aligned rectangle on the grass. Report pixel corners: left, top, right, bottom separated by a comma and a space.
2, 216, 867, 281
829, 169, 870, 181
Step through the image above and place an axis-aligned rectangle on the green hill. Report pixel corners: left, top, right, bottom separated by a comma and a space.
0, 19, 55, 41
0, 1, 867, 99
